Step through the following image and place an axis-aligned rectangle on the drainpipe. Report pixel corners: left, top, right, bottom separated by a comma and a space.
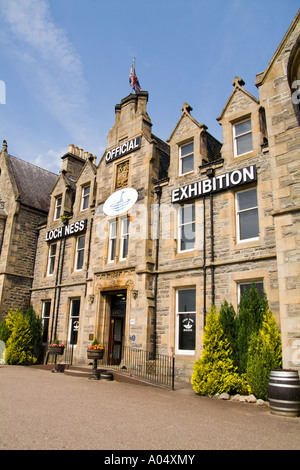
53, 234, 66, 341
203, 195, 207, 327
153, 185, 162, 360
85, 217, 93, 297
49, 238, 62, 344
206, 168, 215, 306
210, 192, 215, 306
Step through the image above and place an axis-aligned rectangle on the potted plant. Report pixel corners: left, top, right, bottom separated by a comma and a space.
87, 338, 104, 359
48, 337, 65, 355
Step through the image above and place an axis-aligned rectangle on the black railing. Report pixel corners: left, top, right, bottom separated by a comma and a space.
101, 345, 175, 390
46, 343, 175, 389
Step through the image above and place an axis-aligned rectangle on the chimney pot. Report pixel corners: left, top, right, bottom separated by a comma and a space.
74, 146, 79, 156
79, 148, 83, 158
69, 144, 74, 154
84, 151, 89, 160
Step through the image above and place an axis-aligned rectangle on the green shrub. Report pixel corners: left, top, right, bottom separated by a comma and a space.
0, 318, 10, 344
3, 307, 42, 365
219, 300, 238, 367
191, 306, 244, 396
246, 308, 282, 400
236, 283, 268, 373
25, 305, 42, 362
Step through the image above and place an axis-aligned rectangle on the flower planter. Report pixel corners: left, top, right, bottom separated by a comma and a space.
48, 345, 65, 355
87, 348, 104, 360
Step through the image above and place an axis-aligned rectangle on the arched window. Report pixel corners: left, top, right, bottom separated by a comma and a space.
287, 36, 300, 124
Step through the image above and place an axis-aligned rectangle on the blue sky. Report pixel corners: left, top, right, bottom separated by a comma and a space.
0, 0, 299, 173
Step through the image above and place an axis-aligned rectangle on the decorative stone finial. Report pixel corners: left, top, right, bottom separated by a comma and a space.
2, 140, 7, 152
182, 102, 193, 114
232, 76, 245, 88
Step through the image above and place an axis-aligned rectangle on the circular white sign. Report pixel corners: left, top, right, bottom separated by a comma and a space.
103, 188, 138, 216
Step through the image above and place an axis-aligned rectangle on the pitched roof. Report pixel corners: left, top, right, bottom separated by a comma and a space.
7, 154, 58, 213
255, 9, 300, 87
217, 77, 260, 122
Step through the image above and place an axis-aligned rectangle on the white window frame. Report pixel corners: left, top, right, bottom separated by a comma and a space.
80, 184, 90, 211
120, 216, 130, 261
42, 300, 51, 344
175, 288, 196, 355
54, 196, 62, 220
233, 118, 253, 157
108, 219, 117, 263
68, 298, 80, 346
235, 188, 259, 243
47, 242, 57, 276
74, 235, 85, 271
178, 204, 195, 253
179, 142, 194, 176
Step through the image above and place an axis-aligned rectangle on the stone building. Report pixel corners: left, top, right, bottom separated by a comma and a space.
6, 10, 300, 378
0, 141, 58, 320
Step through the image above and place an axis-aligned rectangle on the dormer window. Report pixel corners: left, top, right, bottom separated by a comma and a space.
54, 196, 62, 220
233, 119, 253, 157
80, 185, 90, 211
179, 142, 194, 175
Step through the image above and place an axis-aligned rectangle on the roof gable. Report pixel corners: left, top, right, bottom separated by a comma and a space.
217, 77, 259, 122
168, 102, 207, 143
255, 9, 300, 87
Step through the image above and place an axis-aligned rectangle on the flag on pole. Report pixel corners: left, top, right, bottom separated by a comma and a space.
129, 58, 141, 93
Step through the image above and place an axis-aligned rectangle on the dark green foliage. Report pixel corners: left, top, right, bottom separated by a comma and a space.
219, 300, 238, 367
236, 283, 268, 373
0, 318, 10, 344
192, 285, 282, 400
246, 308, 282, 400
25, 305, 43, 363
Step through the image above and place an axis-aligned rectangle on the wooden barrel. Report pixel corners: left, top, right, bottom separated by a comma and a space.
268, 369, 300, 417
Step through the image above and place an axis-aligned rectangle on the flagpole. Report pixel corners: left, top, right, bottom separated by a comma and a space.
131, 58, 135, 94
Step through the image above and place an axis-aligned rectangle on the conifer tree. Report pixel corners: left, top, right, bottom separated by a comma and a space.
219, 300, 238, 366
5, 309, 37, 365
25, 305, 43, 362
246, 308, 282, 400
236, 283, 268, 373
191, 306, 243, 396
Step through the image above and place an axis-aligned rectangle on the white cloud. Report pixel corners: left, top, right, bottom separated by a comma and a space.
0, 0, 88, 128
0, 0, 100, 172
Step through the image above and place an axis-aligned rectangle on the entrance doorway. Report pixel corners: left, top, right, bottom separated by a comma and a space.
108, 292, 126, 365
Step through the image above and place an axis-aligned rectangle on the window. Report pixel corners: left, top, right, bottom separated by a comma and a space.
236, 188, 259, 242
178, 204, 195, 252
233, 119, 253, 157
238, 281, 264, 303
42, 301, 51, 344
68, 298, 80, 345
120, 217, 129, 260
75, 235, 85, 271
47, 243, 57, 276
54, 196, 62, 220
179, 142, 194, 175
176, 289, 196, 354
81, 185, 90, 211
108, 220, 117, 262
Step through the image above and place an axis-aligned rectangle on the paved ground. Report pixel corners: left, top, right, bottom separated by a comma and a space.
0, 365, 299, 451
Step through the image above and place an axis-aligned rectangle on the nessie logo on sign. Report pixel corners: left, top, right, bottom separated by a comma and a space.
103, 188, 138, 216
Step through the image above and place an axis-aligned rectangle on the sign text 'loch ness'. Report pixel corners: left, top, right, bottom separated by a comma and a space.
105, 136, 141, 164
46, 219, 87, 242
172, 165, 257, 203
